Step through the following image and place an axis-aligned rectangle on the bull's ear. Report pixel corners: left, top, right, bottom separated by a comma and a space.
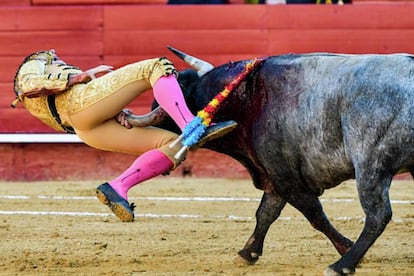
167, 45, 214, 77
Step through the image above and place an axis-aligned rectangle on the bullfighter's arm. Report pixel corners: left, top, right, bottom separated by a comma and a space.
18, 60, 113, 98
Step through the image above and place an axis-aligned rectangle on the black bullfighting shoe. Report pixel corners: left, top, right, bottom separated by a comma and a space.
195, 120, 238, 148
96, 183, 135, 222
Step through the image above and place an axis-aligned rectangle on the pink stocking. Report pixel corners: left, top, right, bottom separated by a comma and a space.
153, 75, 195, 130
108, 149, 173, 200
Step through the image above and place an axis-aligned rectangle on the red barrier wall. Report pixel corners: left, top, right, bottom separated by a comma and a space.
1, 3, 414, 180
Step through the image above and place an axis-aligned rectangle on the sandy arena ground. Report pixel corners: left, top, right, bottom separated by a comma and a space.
0, 178, 413, 276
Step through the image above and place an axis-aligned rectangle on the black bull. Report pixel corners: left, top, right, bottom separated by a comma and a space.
154, 52, 414, 275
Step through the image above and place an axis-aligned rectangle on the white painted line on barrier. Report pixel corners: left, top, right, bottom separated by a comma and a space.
0, 133, 83, 143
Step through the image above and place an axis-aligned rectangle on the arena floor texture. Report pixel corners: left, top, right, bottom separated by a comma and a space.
0, 178, 413, 275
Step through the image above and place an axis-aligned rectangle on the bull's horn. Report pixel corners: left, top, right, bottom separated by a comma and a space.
167, 45, 214, 76
126, 106, 168, 127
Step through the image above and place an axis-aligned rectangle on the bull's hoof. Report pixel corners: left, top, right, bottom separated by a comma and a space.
324, 266, 355, 276
233, 255, 255, 267
234, 250, 259, 266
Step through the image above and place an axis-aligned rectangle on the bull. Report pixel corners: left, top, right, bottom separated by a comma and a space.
127, 47, 414, 275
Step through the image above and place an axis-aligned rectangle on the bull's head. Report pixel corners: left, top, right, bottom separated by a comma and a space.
125, 46, 214, 129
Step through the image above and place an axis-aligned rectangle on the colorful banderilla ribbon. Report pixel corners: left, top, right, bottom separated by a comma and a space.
170, 57, 265, 159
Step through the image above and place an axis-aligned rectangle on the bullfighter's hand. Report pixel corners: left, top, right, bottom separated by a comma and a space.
66, 72, 90, 87
116, 109, 133, 129
67, 65, 113, 87
85, 65, 113, 79
158, 57, 178, 78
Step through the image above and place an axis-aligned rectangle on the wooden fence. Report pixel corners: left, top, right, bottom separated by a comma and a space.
1, 2, 414, 180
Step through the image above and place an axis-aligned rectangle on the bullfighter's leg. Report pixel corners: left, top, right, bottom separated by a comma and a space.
285, 188, 354, 256
152, 75, 238, 146
152, 75, 194, 130
235, 192, 286, 265
325, 173, 393, 275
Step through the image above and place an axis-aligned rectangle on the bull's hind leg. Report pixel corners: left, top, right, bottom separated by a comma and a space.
325, 173, 393, 275
235, 192, 286, 265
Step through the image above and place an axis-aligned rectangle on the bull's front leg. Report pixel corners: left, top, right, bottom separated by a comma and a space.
286, 191, 354, 257
235, 192, 286, 266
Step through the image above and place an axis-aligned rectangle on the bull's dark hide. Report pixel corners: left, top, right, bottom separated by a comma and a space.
156, 52, 414, 275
